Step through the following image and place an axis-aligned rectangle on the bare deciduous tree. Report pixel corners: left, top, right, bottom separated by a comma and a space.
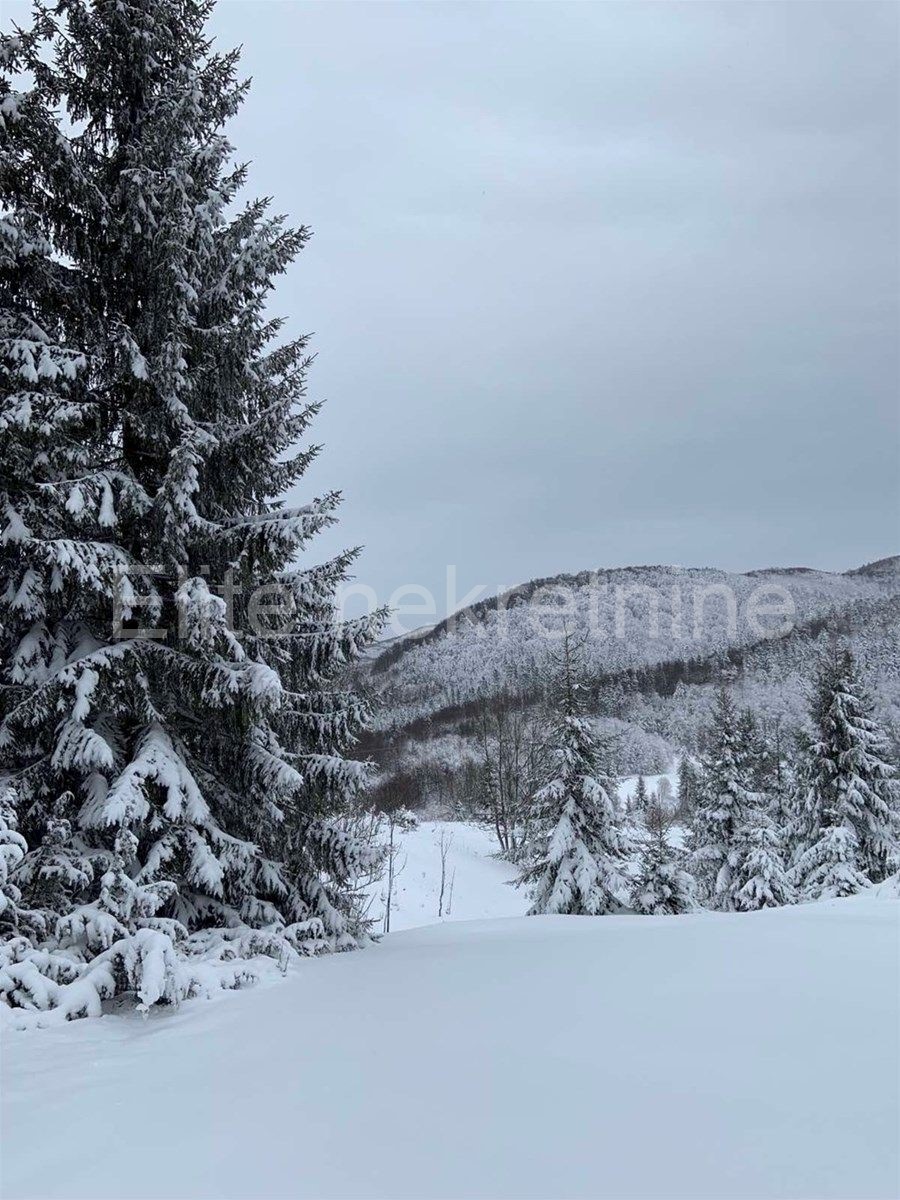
437, 828, 454, 918
382, 808, 417, 933
476, 704, 547, 859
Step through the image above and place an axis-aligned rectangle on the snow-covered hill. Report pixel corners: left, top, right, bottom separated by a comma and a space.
359, 559, 900, 804
368, 559, 900, 729
4, 895, 897, 1199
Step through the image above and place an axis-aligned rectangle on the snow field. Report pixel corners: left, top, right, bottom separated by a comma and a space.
369, 819, 524, 931
3, 893, 897, 1200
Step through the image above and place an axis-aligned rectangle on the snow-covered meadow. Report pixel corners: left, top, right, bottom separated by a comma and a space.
368, 819, 523, 930
3, 818, 898, 1200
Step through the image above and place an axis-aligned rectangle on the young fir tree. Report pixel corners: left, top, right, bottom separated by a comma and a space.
516, 634, 628, 916
676, 754, 698, 818
759, 717, 796, 840
631, 791, 695, 915
736, 709, 769, 792
631, 773, 648, 818
727, 709, 793, 909
689, 689, 752, 910
732, 804, 792, 911
0, 0, 383, 1019
791, 649, 898, 899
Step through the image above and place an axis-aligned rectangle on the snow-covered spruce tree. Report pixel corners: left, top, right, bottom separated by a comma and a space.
726, 710, 793, 910
0, 787, 40, 940
790, 788, 868, 902
630, 774, 648, 819
736, 708, 768, 792
516, 633, 629, 916
675, 754, 698, 818
731, 804, 792, 911
759, 718, 796, 842
631, 793, 695, 916
0, 0, 383, 1020
689, 689, 752, 910
791, 649, 898, 899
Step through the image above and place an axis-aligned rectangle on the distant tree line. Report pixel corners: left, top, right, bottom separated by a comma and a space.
512, 643, 898, 917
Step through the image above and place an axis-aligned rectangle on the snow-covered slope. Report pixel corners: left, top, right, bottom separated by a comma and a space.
371, 819, 523, 931
367, 559, 900, 731
3, 896, 897, 1200
360, 561, 900, 804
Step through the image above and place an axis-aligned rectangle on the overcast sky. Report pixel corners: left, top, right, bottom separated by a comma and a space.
218, 4, 895, 613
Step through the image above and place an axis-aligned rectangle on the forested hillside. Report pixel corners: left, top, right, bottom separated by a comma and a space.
360, 558, 900, 807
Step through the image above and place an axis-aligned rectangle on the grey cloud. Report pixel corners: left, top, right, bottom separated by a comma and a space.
11, 0, 895, 610
208, 0, 900, 613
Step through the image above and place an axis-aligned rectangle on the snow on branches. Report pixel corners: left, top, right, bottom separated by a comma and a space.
0, 0, 384, 1022
517, 634, 629, 916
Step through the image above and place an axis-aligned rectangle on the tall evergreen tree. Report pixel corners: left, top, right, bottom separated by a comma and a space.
516, 634, 628, 916
0, 0, 383, 1020
689, 689, 751, 910
792, 649, 897, 899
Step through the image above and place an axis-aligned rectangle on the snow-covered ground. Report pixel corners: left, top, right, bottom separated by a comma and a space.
3, 892, 898, 1200
370, 819, 523, 931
